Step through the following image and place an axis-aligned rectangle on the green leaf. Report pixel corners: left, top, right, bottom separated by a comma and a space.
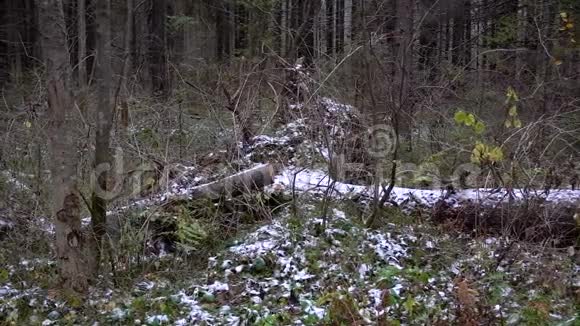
513, 119, 522, 128
454, 110, 467, 124
508, 105, 518, 117
471, 142, 486, 164
0, 269, 8, 283
474, 121, 486, 134
403, 297, 416, 316
505, 86, 519, 104
489, 147, 504, 162
465, 114, 476, 126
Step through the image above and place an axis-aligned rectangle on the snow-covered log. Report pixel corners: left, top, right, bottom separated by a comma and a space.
166, 163, 276, 202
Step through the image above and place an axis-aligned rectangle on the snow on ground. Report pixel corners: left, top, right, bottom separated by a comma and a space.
155, 208, 422, 325
5, 204, 576, 324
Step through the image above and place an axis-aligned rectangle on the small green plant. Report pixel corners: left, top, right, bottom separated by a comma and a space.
255, 312, 291, 326
376, 266, 401, 288
176, 216, 208, 253
404, 267, 430, 285
504, 86, 522, 128
471, 141, 504, 165
454, 110, 486, 135
319, 291, 364, 325
520, 301, 550, 326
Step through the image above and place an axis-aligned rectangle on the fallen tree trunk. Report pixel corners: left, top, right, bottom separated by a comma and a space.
165, 163, 276, 203
190, 163, 275, 199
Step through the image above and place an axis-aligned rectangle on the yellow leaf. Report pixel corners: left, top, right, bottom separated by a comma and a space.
554, 59, 563, 66
505, 120, 512, 128
489, 147, 504, 162
509, 105, 518, 117
566, 23, 574, 29
513, 119, 522, 128
24, 120, 31, 128
560, 12, 568, 19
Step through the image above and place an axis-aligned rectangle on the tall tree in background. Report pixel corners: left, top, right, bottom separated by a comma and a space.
91, 0, 113, 273
117, 0, 134, 128
216, 0, 233, 61
77, 0, 87, 87
37, 0, 89, 293
149, 0, 168, 98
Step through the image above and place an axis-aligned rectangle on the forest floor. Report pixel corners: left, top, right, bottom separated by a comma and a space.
1, 98, 579, 325
1, 200, 578, 325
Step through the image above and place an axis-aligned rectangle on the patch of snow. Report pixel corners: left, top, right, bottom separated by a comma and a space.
173, 291, 213, 323
358, 264, 371, 279
207, 281, 229, 293
250, 296, 262, 304
368, 288, 383, 308
302, 299, 326, 319
293, 269, 314, 281
146, 314, 169, 324
230, 240, 277, 257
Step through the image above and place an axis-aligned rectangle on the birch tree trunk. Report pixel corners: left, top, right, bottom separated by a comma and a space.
37, 0, 89, 293
91, 0, 113, 272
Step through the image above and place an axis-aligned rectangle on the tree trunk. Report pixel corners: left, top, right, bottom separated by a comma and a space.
164, 164, 275, 203
149, 0, 168, 97
319, 0, 327, 56
331, 0, 337, 57
78, 0, 87, 87
393, 0, 414, 150
91, 0, 113, 274
515, 0, 528, 79
37, 0, 89, 294
452, 0, 465, 65
344, 0, 352, 51
116, 0, 134, 129
280, 0, 288, 56
216, 0, 232, 61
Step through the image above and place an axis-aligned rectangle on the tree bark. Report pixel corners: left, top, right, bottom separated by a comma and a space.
515, 0, 527, 79
216, 0, 232, 61
37, 0, 89, 293
452, 0, 466, 65
164, 164, 275, 204
319, 0, 327, 56
280, 0, 288, 56
115, 0, 134, 129
78, 0, 87, 87
344, 0, 352, 51
90, 0, 113, 274
149, 0, 168, 97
